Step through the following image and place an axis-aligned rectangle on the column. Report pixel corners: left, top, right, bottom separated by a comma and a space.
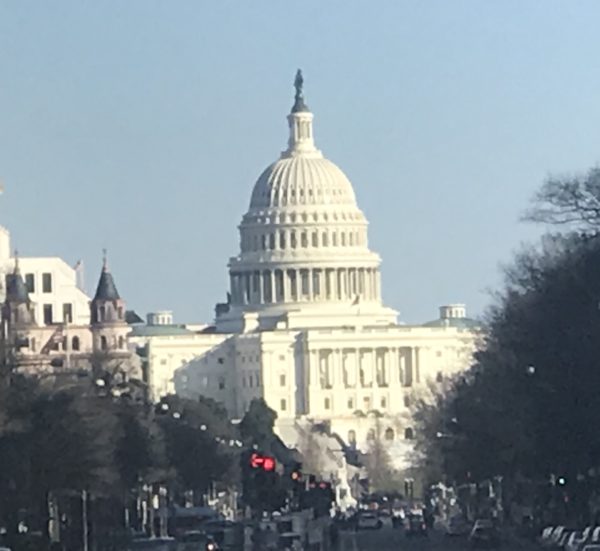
257, 271, 264, 304
270, 271, 276, 304
307, 268, 313, 300
411, 347, 419, 385
284, 269, 291, 302
293, 269, 300, 301
415, 346, 421, 384
326, 269, 332, 300
376, 270, 382, 300
364, 269, 371, 301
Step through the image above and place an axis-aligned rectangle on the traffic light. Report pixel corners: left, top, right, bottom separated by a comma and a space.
249, 452, 276, 472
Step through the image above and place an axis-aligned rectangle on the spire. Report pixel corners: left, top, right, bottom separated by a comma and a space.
93, 250, 120, 301
6, 250, 29, 304
291, 69, 309, 113
284, 69, 319, 157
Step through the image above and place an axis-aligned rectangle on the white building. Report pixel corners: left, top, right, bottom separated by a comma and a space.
131, 73, 480, 460
0, 224, 90, 326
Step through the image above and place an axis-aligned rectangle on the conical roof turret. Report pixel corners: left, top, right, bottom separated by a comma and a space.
5, 253, 29, 304
93, 251, 120, 301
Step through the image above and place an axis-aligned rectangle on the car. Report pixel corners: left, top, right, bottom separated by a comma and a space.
405, 513, 428, 537
469, 525, 501, 549
356, 512, 381, 530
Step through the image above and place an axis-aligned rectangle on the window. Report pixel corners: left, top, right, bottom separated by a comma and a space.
242, 376, 246, 388
100, 336, 108, 350
62, 303, 73, 324
217, 357, 225, 364
436, 371, 444, 383
385, 428, 395, 441
348, 430, 356, 445
404, 427, 414, 440
218, 377, 225, 390
380, 397, 387, 408
42, 273, 52, 293
99, 306, 105, 322
367, 429, 375, 441
436, 350, 442, 357
312, 232, 318, 247
279, 374, 286, 387
43, 304, 53, 325
363, 396, 371, 409
280, 399, 287, 411
25, 273, 34, 293
347, 398, 354, 409
72, 336, 80, 351
62, 337, 67, 351
117, 307, 124, 319
404, 395, 411, 408
324, 397, 331, 410
160, 358, 167, 365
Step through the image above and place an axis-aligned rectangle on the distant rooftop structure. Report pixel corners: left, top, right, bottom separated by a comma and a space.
422, 304, 480, 329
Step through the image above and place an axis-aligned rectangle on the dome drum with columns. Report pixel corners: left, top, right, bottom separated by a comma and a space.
217, 71, 397, 332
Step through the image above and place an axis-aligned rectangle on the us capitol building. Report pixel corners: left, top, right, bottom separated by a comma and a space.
131, 72, 480, 465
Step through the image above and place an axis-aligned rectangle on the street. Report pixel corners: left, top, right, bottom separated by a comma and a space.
340, 526, 539, 551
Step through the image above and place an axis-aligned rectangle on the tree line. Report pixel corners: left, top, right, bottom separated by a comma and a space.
413, 166, 600, 524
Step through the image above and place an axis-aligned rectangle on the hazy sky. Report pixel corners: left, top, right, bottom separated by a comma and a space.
1, 1, 599, 324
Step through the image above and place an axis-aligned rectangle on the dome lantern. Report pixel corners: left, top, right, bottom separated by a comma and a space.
284, 69, 319, 158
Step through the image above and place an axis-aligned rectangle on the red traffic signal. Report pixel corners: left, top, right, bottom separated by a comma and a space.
249, 452, 276, 472
263, 457, 276, 472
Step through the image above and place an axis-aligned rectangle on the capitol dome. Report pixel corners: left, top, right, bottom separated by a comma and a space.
219, 71, 397, 331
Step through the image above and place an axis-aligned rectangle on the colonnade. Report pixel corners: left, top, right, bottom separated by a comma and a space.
311, 346, 421, 391
229, 266, 381, 305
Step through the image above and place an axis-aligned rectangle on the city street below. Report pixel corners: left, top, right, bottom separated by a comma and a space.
340, 526, 538, 551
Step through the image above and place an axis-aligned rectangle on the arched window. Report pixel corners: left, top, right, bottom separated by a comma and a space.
332, 232, 338, 246
322, 232, 328, 247
269, 233, 275, 250
261, 235, 267, 250
279, 231, 286, 249
118, 336, 125, 349
404, 427, 414, 440
301, 232, 308, 248
100, 335, 108, 351
385, 428, 395, 441
312, 232, 318, 247
348, 430, 356, 445
290, 231, 297, 249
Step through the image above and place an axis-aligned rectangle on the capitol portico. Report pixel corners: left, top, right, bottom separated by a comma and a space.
129, 72, 480, 470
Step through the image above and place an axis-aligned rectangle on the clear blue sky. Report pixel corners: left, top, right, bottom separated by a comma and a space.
1, 1, 599, 324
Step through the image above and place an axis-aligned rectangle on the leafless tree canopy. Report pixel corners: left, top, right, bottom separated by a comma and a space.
524, 167, 600, 234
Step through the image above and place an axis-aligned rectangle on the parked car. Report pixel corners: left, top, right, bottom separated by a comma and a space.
356, 512, 381, 530
565, 528, 594, 551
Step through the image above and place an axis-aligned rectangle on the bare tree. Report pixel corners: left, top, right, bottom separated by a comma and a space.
523, 167, 600, 234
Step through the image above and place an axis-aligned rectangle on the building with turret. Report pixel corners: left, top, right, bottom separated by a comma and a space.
1, 250, 137, 377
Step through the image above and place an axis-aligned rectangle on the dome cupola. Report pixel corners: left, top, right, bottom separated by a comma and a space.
219, 71, 397, 331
